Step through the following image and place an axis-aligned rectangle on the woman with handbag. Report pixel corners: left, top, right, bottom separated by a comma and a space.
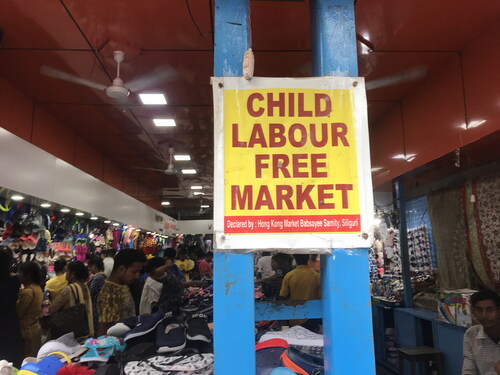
49, 261, 94, 339
17, 261, 44, 357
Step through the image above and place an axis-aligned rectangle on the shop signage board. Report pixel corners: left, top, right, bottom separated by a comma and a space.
212, 77, 374, 251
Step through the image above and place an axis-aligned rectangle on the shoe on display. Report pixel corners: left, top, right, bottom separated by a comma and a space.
124, 311, 172, 342
156, 323, 186, 353
186, 314, 212, 343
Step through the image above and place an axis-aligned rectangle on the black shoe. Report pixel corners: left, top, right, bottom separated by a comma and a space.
186, 313, 212, 343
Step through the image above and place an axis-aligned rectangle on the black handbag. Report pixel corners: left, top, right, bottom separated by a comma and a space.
50, 284, 89, 339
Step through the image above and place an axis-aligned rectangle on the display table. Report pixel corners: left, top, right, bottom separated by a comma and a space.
372, 303, 467, 375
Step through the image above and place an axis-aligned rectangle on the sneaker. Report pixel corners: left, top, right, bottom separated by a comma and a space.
156, 323, 186, 353
107, 316, 139, 337
124, 311, 171, 342
186, 314, 212, 343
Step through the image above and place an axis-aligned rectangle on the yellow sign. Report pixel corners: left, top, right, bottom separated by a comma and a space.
224, 88, 361, 234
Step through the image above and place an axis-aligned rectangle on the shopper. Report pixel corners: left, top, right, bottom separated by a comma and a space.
190, 247, 213, 278
256, 254, 291, 299
279, 254, 321, 332
102, 249, 116, 278
45, 258, 68, 301
0, 248, 23, 367
139, 257, 169, 315
462, 289, 500, 375
87, 256, 107, 332
308, 255, 320, 273
164, 247, 185, 281
176, 249, 195, 281
257, 252, 274, 279
49, 261, 94, 337
97, 249, 146, 335
205, 251, 214, 268
17, 261, 44, 357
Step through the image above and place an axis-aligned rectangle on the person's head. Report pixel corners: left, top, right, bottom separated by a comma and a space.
470, 289, 500, 328
271, 255, 280, 270
164, 248, 177, 261
205, 251, 213, 263
189, 247, 204, 261
293, 254, 310, 266
88, 256, 104, 275
66, 261, 89, 283
54, 258, 67, 275
262, 251, 271, 257
19, 261, 42, 286
145, 257, 166, 278
0, 247, 13, 280
178, 250, 188, 261
112, 249, 146, 285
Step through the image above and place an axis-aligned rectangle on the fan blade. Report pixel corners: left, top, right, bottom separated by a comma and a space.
131, 166, 166, 172
40, 66, 108, 91
366, 66, 427, 91
126, 65, 179, 92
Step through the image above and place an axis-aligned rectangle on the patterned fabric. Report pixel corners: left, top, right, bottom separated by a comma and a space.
97, 280, 135, 323
124, 353, 214, 375
88, 273, 106, 328
470, 172, 500, 290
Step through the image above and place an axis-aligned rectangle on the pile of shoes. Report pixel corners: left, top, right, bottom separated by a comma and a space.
107, 311, 212, 354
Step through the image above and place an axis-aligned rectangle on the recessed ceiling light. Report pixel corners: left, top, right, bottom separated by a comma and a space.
90, 216, 98, 220
135, 228, 141, 232
182, 169, 197, 174
41, 203, 52, 208
11, 195, 24, 201
153, 119, 176, 127
139, 93, 167, 105
201, 204, 210, 208
161, 201, 171, 206
113, 223, 120, 226
194, 192, 205, 196
191, 186, 203, 190
104, 220, 111, 224
75, 212, 84, 216
61, 208, 70, 213
174, 155, 191, 161
147, 232, 151, 235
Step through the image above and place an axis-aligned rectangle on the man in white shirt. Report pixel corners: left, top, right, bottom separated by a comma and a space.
462, 290, 500, 375
102, 249, 115, 278
257, 252, 274, 279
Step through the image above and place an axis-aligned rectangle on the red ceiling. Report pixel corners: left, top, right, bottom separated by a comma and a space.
0, 0, 499, 217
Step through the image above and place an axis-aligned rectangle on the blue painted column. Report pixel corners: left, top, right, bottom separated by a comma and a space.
312, 1, 375, 374
213, 1, 255, 374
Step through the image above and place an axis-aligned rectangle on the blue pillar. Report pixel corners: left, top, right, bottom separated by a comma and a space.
312, 1, 375, 374
213, 1, 255, 374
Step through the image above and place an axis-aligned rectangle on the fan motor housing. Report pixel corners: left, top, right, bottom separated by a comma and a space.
106, 85, 130, 99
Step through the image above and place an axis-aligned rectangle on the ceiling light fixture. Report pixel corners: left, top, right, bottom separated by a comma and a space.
11, 195, 24, 201
194, 192, 205, 196
113, 223, 120, 226
139, 93, 167, 105
153, 119, 176, 127
104, 220, 111, 224
191, 186, 202, 190
161, 201, 171, 206
460, 119, 486, 130
61, 208, 70, 213
174, 155, 191, 161
136, 228, 141, 232
392, 153, 416, 162
182, 169, 197, 174
90, 216, 98, 220
201, 204, 210, 208
41, 203, 52, 208
75, 212, 84, 216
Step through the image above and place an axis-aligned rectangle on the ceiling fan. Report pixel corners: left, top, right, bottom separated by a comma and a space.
132, 146, 177, 175
40, 50, 177, 101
